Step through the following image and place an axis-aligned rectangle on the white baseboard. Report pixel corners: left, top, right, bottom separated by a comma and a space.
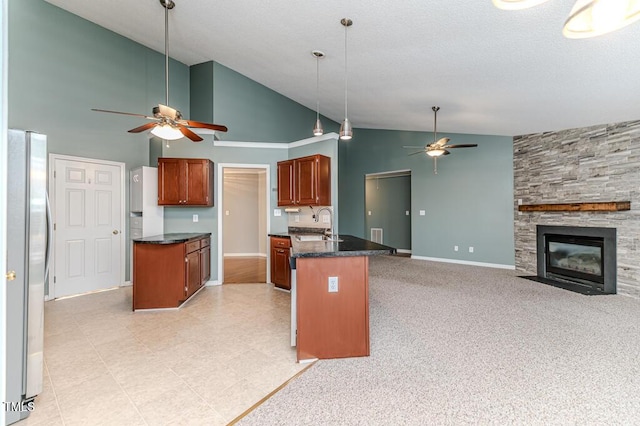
205, 280, 221, 286
122, 281, 132, 287
397, 249, 412, 254
224, 253, 267, 258
410, 255, 515, 270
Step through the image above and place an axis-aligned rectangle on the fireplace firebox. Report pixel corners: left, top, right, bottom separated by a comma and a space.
536, 225, 616, 294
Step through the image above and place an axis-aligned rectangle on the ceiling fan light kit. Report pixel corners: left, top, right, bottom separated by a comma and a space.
91, 0, 228, 142
494, 0, 640, 38
312, 50, 325, 137
339, 18, 353, 141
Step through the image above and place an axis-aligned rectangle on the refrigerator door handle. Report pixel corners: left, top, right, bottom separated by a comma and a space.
45, 192, 53, 281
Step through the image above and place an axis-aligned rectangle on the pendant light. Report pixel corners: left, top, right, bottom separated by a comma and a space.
339, 18, 353, 141
492, 0, 551, 10
563, 0, 640, 39
312, 50, 325, 136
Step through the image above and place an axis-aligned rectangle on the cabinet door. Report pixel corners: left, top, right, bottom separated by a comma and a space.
158, 158, 183, 205
277, 160, 295, 206
200, 245, 211, 285
296, 156, 318, 205
272, 247, 291, 290
185, 250, 200, 297
185, 159, 213, 206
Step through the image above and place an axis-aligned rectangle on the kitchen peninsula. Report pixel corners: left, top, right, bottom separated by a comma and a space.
132, 233, 211, 310
284, 232, 396, 362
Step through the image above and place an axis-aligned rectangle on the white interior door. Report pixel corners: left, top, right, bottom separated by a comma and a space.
52, 156, 124, 298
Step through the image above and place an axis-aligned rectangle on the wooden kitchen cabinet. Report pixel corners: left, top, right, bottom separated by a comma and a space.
133, 234, 211, 310
157, 158, 214, 206
277, 154, 330, 206
270, 236, 291, 290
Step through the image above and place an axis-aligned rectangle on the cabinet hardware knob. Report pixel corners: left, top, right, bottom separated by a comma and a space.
5, 270, 16, 281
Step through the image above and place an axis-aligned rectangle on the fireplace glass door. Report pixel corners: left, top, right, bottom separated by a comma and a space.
545, 234, 604, 284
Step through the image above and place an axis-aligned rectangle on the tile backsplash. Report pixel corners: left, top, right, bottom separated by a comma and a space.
286, 206, 332, 229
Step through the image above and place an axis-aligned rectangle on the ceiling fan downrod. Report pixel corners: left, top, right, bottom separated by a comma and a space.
160, 0, 175, 106
432, 106, 440, 144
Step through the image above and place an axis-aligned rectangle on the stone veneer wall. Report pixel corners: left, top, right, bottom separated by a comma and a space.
513, 120, 640, 298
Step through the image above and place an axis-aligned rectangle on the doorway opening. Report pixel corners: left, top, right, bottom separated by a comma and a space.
365, 170, 411, 255
219, 165, 269, 284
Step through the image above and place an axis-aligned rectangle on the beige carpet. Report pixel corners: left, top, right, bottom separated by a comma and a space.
239, 255, 640, 425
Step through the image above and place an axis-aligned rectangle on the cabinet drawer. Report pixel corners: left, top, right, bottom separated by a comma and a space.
271, 237, 291, 249
130, 217, 143, 228
185, 240, 201, 253
200, 237, 210, 248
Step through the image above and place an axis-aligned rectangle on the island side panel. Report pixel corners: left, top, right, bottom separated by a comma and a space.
296, 256, 369, 360
133, 242, 185, 310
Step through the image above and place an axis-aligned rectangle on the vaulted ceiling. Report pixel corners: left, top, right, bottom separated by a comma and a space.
43, 0, 640, 136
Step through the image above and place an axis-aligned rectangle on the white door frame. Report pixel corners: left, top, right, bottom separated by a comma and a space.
217, 163, 271, 285
48, 153, 126, 299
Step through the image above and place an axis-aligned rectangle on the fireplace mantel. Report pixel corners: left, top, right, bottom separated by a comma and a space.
518, 201, 630, 212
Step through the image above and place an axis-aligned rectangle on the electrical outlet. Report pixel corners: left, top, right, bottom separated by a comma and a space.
469, 246, 474, 253
225, 210, 230, 216
192, 214, 198, 223
274, 209, 282, 217
419, 210, 426, 216
295, 215, 300, 223
454, 245, 458, 252
322, 214, 330, 223
406, 210, 410, 216
368, 211, 372, 216
328, 276, 339, 293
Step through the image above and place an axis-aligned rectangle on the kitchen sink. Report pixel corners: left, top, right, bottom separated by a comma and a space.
295, 234, 343, 242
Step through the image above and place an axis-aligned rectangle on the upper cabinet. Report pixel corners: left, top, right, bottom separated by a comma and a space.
157, 158, 214, 206
277, 154, 331, 206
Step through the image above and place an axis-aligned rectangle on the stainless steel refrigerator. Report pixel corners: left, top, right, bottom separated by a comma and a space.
5, 130, 49, 425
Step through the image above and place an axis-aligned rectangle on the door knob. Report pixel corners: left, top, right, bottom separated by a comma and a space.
113, 230, 119, 235
6, 270, 16, 281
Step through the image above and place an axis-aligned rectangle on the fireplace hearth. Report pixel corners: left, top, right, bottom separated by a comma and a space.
534, 225, 616, 295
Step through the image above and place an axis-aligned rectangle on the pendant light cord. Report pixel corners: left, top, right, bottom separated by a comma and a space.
344, 22, 348, 119
316, 56, 320, 121
164, 2, 170, 106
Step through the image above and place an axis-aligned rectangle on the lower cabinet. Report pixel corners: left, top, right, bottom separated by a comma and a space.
133, 236, 211, 310
270, 237, 291, 290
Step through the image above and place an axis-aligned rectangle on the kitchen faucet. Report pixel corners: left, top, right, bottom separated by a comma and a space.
314, 207, 336, 239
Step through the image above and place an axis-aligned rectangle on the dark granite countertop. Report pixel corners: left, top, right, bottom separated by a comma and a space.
290, 234, 396, 268
133, 233, 211, 244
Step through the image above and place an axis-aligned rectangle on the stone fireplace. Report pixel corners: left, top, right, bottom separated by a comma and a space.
513, 119, 640, 298
536, 225, 616, 294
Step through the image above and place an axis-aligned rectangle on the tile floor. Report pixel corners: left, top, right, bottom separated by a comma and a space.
18, 284, 307, 425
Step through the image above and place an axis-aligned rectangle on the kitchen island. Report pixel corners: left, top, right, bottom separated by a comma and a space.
288, 233, 395, 362
132, 233, 211, 311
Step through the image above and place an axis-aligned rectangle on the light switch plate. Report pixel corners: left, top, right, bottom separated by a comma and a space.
192, 214, 198, 223
406, 211, 410, 216
322, 214, 330, 223
469, 246, 474, 253
419, 210, 426, 216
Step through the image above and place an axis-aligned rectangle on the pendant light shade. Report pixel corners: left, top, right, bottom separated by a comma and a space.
339, 18, 353, 141
492, 0, 551, 10
563, 0, 640, 38
312, 50, 325, 137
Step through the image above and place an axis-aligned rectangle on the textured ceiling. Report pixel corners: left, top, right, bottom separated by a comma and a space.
43, 0, 640, 136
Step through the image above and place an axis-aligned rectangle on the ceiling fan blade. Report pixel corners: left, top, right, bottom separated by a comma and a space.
434, 137, 450, 147
442, 150, 451, 155
444, 144, 478, 149
183, 120, 228, 132
408, 151, 426, 156
403, 145, 427, 149
92, 108, 154, 120
179, 126, 203, 142
128, 122, 158, 133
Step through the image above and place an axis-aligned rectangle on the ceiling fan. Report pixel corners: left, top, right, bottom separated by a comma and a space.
403, 106, 477, 174
91, 0, 227, 142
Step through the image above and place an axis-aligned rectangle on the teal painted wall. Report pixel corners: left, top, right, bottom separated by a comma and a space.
8, 0, 190, 284
365, 175, 411, 250
340, 129, 515, 266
